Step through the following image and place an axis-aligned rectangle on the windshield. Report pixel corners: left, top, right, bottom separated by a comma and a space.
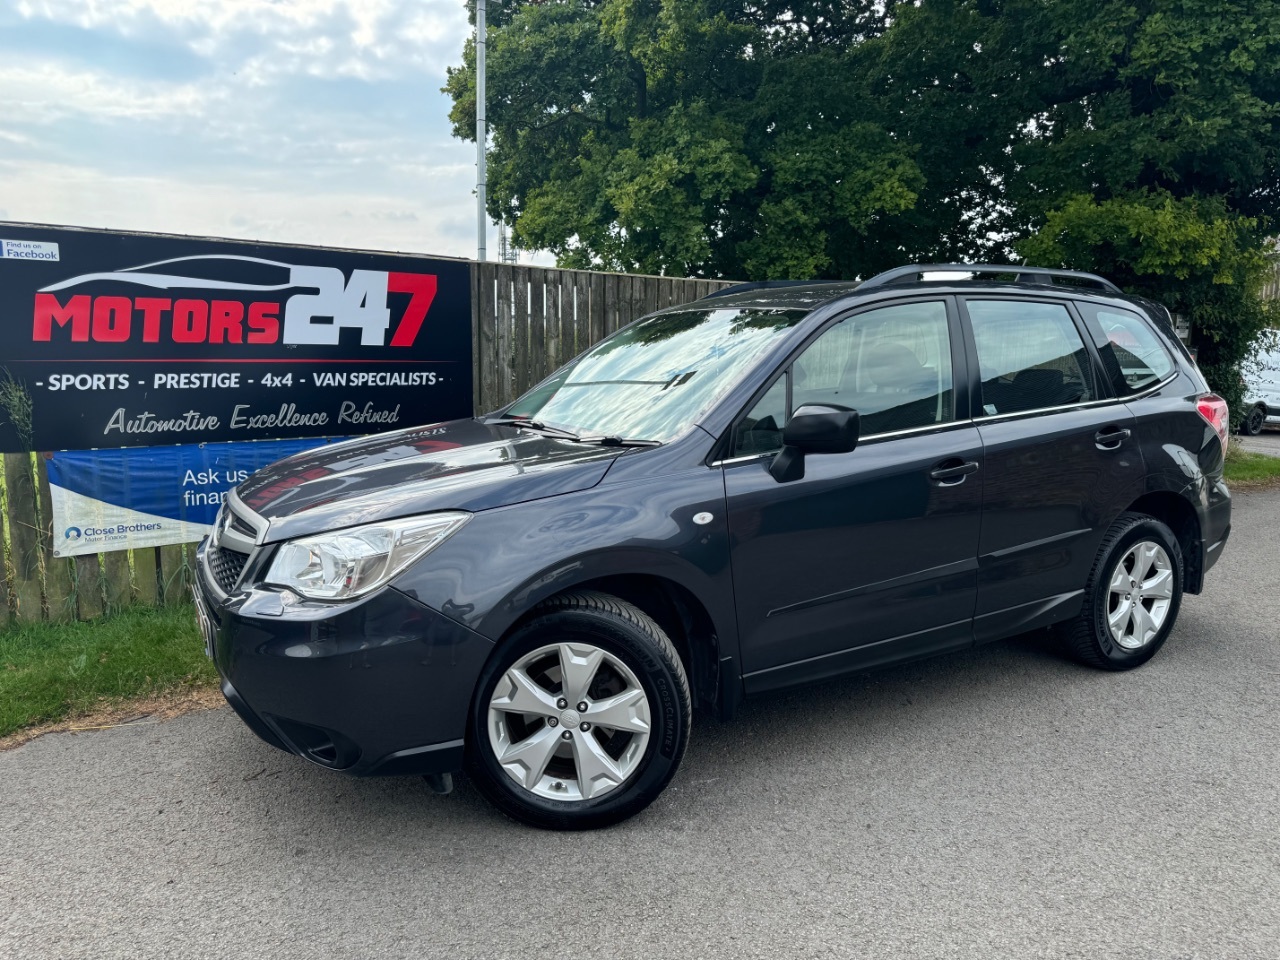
503, 307, 806, 442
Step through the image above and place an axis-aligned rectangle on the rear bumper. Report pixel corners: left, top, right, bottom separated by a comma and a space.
1191, 478, 1231, 591
196, 540, 491, 777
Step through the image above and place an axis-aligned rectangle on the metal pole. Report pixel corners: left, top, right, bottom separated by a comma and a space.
476, 0, 487, 262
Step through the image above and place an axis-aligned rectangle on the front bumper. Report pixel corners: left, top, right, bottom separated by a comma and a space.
195, 538, 493, 777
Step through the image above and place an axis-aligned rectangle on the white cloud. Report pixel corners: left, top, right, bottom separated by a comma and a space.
0, 62, 218, 123
0, 158, 476, 254
14, 0, 469, 81
0, 1, 556, 264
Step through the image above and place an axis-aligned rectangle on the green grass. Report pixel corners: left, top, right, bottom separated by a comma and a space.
1224, 444, 1280, 486
0, 603, 216, 738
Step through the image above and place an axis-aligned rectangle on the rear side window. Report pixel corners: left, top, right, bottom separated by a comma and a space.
965, 300, 1096, 416
1078, 304, 1176, 396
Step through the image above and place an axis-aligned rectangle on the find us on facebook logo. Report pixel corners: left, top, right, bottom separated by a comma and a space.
1, 239, 60, 261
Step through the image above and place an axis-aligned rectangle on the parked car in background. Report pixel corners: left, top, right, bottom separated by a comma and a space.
193, 263, 1232, 830
1239, 334, 1280, 435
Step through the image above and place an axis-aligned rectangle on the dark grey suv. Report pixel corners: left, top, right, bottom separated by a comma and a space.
194, 263, 1232, 829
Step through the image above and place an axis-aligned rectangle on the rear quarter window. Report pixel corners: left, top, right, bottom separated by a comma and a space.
1078, 304, 1176, 396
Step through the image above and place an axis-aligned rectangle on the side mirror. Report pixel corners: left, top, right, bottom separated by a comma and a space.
768, 404, 859, 483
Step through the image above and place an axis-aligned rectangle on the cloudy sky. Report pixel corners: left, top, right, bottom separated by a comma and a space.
0, 0, 520, 261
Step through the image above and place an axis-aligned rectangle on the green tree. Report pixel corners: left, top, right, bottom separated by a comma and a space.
448, 1, 1280, 408
445, 1, 924, 277
985, 0, 1280, 415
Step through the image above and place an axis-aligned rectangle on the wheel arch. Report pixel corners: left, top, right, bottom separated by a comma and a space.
1123, 490, 1203, 593
488, 570, 732, 721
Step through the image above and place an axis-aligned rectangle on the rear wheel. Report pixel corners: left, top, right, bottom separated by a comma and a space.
467, 591, 691, 830
1242, 404, 1267, 436
1060, 513, 1183, 670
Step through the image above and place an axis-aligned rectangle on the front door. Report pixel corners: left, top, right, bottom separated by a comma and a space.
723, 298, 983, 694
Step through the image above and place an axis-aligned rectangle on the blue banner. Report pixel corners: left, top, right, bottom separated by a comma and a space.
47, 438, 344, 556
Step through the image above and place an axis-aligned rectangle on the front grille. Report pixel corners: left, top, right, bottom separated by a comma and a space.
228, 513, 257, 538
208, 545, 250, 593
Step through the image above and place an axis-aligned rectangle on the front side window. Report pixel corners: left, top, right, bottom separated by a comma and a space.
506, 307, 806, 442
730, 300, 954, 455
966, 300, 1096, 416
1077, 304, 1175, 395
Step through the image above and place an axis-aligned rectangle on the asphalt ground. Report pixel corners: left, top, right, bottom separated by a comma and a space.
3, 488, 1279, 960
1238, 427, 1280, 457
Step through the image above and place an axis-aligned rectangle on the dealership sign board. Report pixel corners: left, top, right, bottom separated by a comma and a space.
0, 223, 473, 452
46, 438, 342, 557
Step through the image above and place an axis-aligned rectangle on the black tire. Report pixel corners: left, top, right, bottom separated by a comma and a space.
1059, 513, 1184, 670
1242, 404, 1267, 436
467, 590, 691, 830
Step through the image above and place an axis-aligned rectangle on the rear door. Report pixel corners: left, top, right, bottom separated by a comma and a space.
960, 297, 1146, 642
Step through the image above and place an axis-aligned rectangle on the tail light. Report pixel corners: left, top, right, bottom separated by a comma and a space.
1196, 393, 1229, 450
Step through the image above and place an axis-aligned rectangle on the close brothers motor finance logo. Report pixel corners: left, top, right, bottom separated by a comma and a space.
30, 254, 438, 348
64, 526, 82, 541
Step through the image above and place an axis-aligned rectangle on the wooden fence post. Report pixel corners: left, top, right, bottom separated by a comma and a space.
573, 270, 590, 355
159, 544, 187, 606
133, 547, 160, 606
512, 265, 531, 398
544, 269, 562, 373
74, 554, 104, 621
589, 271, 605, 347
494, 263, 515, 406
36, 454, 75, 622
4, 452, 43, 623
102, 549, 132, 613
528, 267, 546, 387
478, 264, 498, 414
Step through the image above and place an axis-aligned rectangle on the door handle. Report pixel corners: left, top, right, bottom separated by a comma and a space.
1095, 426, 1132, 450
929, 459, 980, 484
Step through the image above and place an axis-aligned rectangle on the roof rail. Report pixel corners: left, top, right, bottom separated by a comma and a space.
699, 279, 851, 300
857, 263, 1122, 294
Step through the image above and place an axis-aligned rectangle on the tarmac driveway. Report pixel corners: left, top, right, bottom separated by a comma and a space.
2, 487, 1278, 960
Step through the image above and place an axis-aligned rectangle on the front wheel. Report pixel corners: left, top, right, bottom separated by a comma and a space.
1242, 404, 1267, 436
1059, 513, 1183, 670
467, 591, 691, 830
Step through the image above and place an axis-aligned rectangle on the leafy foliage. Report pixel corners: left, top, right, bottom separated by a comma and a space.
447, 0, 1280, 405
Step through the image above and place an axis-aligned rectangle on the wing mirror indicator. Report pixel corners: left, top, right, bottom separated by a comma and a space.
768, 404, 859, 483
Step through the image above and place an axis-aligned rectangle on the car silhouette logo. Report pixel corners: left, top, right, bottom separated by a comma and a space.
39, 254, 298, 294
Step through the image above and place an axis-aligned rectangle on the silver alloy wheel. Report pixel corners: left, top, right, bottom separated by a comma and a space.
1107, 540, 1174, 650
487, 642, 652, 801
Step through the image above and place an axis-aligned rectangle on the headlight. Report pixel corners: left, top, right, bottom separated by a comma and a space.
265, 512, 469, 601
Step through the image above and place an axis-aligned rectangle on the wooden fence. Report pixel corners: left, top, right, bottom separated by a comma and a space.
472, 263, 735, 411
0, 264, 734, 627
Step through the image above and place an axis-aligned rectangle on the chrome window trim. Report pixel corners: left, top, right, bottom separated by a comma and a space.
972, 396, 1116, 423
711, 371, 1177, 471
711, 419, 971, 467
971, 370, 1177, 423
713, 452, 773, 467
1113, 370, 1180, 402
711, 371, 1179, 467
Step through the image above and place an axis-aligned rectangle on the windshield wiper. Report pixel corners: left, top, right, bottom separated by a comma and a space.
484, 417, 581, 441
485, 417, 659, 447
576, 436, 663, 447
